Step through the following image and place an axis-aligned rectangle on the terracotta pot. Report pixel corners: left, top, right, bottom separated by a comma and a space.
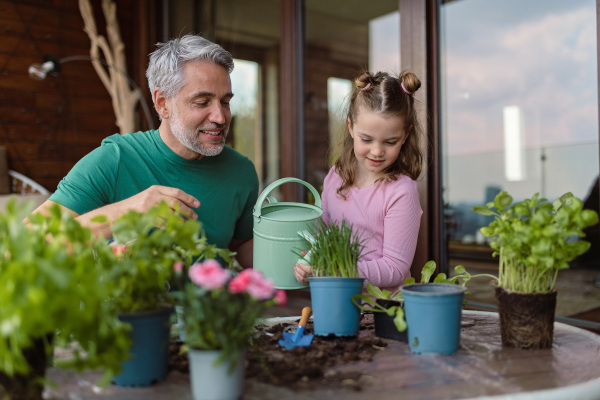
495, 286, 557, 349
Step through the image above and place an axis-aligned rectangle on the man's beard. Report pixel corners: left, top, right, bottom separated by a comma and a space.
169, 106, 229, 157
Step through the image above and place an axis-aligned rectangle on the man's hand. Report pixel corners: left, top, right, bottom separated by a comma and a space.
117, 185, 200, 220
31, 185, 200, 239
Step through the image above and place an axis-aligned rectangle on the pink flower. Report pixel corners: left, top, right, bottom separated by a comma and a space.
229, 269, 275, 300
229, 270, 251, 294
274, 289, 287, 306
111, 244, 128, 259
189, 259, 230, 289
173, 262, 183, 273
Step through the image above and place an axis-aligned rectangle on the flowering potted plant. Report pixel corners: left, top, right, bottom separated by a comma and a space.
96, 201, 233, 386
173, 260, 286, 400
472, 191, 598, 349
0, 200, 131, 400
302, 219, 367, 337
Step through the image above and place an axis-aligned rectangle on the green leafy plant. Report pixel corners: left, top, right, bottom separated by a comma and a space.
173, 260, 286, 371
305, 219, 366, 278
95, 201, 235, 313
472, 191, 599, 293
0, 199, 131, 387
352, 260, 480, 333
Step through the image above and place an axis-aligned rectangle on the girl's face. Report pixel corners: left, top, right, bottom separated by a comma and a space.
348, 111, 406, 183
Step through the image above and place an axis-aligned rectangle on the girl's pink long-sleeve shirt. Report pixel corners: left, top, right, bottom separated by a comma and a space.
321, 167, 422, 292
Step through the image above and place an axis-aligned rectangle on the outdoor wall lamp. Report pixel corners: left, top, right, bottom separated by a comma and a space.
28, 54, 155, 130
28, 55, 61, 80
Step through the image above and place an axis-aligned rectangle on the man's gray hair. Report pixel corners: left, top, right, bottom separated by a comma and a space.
146, 34, 234, 101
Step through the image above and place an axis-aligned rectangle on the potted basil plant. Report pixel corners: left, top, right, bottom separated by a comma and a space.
472, 191, 598, 349
0, 200, 131, 400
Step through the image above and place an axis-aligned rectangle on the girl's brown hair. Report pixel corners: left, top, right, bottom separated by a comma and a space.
334, 70, 423, 198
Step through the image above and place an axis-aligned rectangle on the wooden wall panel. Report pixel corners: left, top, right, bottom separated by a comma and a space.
0, 0, 161, 192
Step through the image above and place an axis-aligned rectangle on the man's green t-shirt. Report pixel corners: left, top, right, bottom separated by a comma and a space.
49, 130, 259, 249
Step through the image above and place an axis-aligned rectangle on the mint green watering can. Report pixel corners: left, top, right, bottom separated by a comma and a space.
253, 178, 323, 289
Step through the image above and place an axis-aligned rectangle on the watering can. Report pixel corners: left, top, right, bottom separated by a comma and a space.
253, 177, 323, 289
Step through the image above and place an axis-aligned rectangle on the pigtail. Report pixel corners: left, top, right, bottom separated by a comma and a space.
400, 71, 421, 96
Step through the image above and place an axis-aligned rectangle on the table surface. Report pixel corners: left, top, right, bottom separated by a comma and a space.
44, 310, 600, 400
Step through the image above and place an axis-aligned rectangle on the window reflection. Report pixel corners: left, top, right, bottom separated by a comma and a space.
305, 0, 399, 189
230, 59, 261, 180
441, 0, 600, 318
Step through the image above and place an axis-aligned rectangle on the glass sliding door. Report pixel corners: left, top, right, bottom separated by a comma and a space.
440, 0, 600, 320
168, 0, 281, 189
304, 0, 400, 191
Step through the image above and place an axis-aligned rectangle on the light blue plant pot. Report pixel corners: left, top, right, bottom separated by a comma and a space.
188, 349, 245, 400
309, 277, 365, 337
113, 307, 173, 387
399, 283, 466, 355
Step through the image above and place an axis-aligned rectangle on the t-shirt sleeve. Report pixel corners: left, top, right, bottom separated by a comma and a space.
48, 142, 120, 215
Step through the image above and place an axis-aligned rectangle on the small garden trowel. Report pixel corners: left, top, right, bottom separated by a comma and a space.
278, 307, 314, 350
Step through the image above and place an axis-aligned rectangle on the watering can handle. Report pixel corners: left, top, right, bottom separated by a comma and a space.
254, 177, 322, 218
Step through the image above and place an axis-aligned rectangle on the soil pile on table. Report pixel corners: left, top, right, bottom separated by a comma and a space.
169, 313, 388, 391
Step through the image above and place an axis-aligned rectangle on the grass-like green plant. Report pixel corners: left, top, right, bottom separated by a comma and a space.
306, 219, 366, 278
472, 191, 598, 293
0, 199, 131, 389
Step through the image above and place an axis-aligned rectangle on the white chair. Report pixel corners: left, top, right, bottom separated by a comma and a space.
8, 170, 50, 195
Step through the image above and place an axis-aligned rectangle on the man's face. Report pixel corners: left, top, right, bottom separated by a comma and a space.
168, 61, 233, 157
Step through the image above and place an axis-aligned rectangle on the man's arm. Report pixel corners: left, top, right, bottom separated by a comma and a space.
229, 238, 253, 269
30, 185, 201, 239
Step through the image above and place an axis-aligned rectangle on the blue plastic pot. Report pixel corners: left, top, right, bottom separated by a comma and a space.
399, 283, 466, 354
188, 349, 245, 400
309, 277, 365, 337
113, 307, 173, 386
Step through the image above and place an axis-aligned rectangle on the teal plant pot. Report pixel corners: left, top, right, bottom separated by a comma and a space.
188, 349, 245, 400
113, 307, 173, 387
399, 283, 466, 354
309, 277, 365, 337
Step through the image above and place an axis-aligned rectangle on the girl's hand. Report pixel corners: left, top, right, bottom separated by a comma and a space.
294, 262, 313, 284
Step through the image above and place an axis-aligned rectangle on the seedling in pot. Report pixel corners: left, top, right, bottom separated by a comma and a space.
352, 261, 481, 333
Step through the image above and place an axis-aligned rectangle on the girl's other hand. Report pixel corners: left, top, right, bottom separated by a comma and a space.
294, 262, 312, 284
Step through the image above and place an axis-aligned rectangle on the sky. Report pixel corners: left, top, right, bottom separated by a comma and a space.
442, 0, 598, 156
440, 0, 599, 205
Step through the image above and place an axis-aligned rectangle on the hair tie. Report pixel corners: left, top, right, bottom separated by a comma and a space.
401, 82, 413, 95
361, 83, 371, 91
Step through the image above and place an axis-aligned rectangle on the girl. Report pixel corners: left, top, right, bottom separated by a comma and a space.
294, 71, 423, 292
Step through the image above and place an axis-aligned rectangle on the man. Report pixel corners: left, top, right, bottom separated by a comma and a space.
32, 34, 258, 268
